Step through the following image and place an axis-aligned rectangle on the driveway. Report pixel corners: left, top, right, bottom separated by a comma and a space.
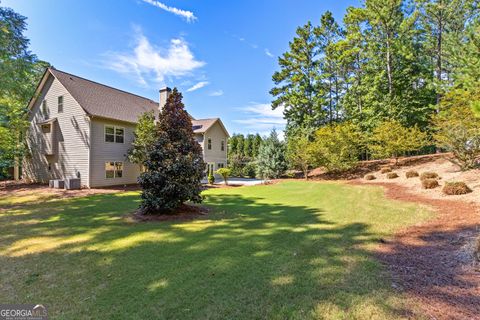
202, 177, 265, 186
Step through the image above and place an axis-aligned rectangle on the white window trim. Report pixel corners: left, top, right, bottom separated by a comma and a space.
42, 100, 48, 117
105, 161, 124, 179
207, 137, 212, 150
104, 125, 125, 144
58, 96, 64, 113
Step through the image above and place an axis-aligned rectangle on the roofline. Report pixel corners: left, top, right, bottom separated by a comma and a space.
88, 115, 137, 125
26, 67, 50, 111
50, 68, 158, 104
202, 118, 230, 138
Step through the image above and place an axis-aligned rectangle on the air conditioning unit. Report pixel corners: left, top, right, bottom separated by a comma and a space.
49, 179, 65, 189
64, 178, 81, 190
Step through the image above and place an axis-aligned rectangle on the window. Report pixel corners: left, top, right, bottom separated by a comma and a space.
42, 100, 48, 117
221, 140, 225, 151
217, 163, 224, 169
105, 125, 124, 143
207, 163, 214, 175
41, 124, 51, 133
105, 161, 123, 179
58, 96, 63, 113
115, 127, 124, 143
207, 138, 212, 150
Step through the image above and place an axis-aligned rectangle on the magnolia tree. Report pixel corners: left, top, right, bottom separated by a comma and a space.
138, 88, 205, 213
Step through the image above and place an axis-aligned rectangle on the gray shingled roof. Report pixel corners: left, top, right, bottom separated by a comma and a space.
191, 118, 218, 133
50, 68, 159, 123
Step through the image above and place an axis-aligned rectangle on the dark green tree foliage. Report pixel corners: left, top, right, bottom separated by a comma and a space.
138, 89, 205, 213
447, 17, 480, 114
0, 4, 48, 179
271, 22, 325, 135
317, 11, 344, 123
252, 134, 262, 157
416, 0, 479, 103
346, 0, 434, 129
227, 133, 264, 177
256, 130, 287, 179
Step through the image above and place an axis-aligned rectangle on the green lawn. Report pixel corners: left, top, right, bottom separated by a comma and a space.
0, 181, 431, 319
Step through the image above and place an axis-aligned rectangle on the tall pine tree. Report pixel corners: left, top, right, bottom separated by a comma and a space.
271, 22, 325, 137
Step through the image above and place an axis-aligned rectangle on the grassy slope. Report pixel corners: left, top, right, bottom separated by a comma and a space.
0, 181, 431, 319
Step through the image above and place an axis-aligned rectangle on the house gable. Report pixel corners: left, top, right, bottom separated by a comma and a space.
24, 73, 91, 186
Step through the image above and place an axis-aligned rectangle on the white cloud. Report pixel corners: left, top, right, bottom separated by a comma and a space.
234, 103, 286, 136
265, 49, 274, 58
187, 81, 209, 92
104, 27, 205, 86
209, 90, 224, 97
141, 0, 197, 22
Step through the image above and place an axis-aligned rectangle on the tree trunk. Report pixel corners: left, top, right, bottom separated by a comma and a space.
386, 35, 393, 95
436, 14, 443, 107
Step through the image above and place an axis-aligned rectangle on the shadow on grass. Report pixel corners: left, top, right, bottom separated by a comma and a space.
377, 225, 480, 319
0, 191, 415, 319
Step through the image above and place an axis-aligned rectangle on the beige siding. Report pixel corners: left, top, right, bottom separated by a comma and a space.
24, 74, 90, 186
89, 118, 141, 187
203, 122, 228, 170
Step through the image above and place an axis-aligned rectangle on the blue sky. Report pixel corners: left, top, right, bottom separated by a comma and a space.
3, 0, 358, 137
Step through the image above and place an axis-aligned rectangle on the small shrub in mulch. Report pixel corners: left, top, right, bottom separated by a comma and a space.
386, 172, 399, 179
442, 182, 472, 195
405, 170, 419, 178
380, 167, 392, 174
364, 174, 376, 180
422, 178, 439, 189
420, 172, 439, 180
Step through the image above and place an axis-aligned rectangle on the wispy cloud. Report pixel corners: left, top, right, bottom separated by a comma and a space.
141, 0, 197, 22
234, 103, 286, 135
264, 49, 274, 58
104, 27, 205, 86
209, 90, 224, 97
187, 81, 209, 92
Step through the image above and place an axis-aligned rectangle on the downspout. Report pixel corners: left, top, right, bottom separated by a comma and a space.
88, 115, 92, 188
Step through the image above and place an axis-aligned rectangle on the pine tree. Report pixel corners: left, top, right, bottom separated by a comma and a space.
256, 130, 287, 179
415, 0, 478, 104
316, 11, 344, 123
270, 22, 325, 136
138, 88, 205, 213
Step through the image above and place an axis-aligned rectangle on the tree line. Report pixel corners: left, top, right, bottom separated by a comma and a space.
269, 0, 480, 176
0, 5, 49, 179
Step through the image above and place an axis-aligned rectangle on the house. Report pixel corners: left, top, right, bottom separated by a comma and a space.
24, 67, 229, 188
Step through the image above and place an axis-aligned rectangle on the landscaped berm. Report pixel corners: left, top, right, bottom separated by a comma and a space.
0, 181, 431, 319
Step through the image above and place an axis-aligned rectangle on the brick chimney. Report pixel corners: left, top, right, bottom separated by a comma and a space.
159, 87, 171, 111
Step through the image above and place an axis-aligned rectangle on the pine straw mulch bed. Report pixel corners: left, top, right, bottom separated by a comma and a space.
129, 204, 210, 222
351, 180, 480, 320
308, 153, 448, 181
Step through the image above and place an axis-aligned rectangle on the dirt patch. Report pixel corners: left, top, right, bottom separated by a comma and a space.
0, 180, 140, 195
129, 204, 210, 222
352, 180, 480, 320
